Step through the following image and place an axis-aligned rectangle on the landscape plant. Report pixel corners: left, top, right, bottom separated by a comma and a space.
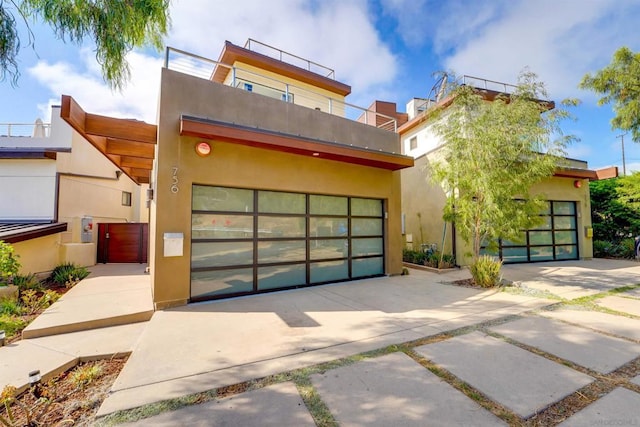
51, 263, 89, 288
0, 241, 20, 285
580, 46, 640, 143
431, 70, 577, 285
469, 255, 503, 288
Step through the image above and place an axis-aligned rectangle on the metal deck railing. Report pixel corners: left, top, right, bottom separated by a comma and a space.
0, 122, 51, 138
164, 47, 397, 132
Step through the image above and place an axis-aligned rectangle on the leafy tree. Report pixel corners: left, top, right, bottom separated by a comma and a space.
616, 171, 640, 212
431, 70, 578, 261
0, 0, 170, 89
579, 47, 640, 142
590, 177, 640, 242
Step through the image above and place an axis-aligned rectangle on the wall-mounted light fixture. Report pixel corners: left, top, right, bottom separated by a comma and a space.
195, 141, 212, 157
574, 180, 582, 188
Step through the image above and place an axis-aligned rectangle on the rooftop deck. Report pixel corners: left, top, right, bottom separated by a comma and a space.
164, 46, 398, 132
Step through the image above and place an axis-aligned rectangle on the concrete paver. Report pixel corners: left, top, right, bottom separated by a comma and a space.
100, 271, 555, 415
632, 375, 640, 387
502, 259, 640, 299
623, 287, 640, 299
311, 352, 505, 426
23, 264, 153, 338
414, 331, 594, 418
539, 308, 640, 341
1, 322, 147, 393
0, 340, 77, 393
490, 316, 640, 373
558, 387, 640, 427
125, 382, 315, 427
28, 322, 147, 360
596, 295, 640, 317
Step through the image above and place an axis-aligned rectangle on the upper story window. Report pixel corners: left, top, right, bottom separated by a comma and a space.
409, 136, 418, 151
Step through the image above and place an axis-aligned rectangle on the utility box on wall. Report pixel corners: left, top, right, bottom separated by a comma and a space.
81, 216, 93, 243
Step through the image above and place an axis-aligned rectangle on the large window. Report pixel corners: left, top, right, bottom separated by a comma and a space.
481, 201, 578, 263
191, 185, 385, 300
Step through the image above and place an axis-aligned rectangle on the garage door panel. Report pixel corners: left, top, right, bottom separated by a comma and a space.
191, 186, 385, 301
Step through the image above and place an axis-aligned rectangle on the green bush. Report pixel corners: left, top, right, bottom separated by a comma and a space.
593, 238, 637, 259
470, 255, 502, 288
0, 314, 26, 337
402, 248, 427, 265
12, 273, 42, 292
0, 298, 22, 316
439, 253, 456, 268
0, 241, 20, 285
51, 263, 90, 287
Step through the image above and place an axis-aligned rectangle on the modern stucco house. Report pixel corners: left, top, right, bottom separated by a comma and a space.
0, 110, 148, 274
63, 40, 414, 308
398, 76, 618, 266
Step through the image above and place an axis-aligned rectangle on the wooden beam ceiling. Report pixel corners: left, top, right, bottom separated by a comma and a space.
60, 95, 157, 184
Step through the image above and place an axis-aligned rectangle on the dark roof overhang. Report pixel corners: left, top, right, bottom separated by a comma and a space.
180, 115, 414, 171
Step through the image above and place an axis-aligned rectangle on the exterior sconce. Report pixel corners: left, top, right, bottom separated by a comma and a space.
195, 141, 212, 157
573, 180, 582, 188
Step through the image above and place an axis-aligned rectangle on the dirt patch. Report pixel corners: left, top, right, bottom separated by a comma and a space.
0, 357, 126, 427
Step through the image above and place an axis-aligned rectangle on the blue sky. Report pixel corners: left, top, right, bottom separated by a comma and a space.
1, 0, 640, 173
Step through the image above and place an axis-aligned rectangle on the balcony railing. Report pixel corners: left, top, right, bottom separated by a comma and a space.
244, 38, 336, 80
413, 74, 521, 116
164, 47, 397, 132
0, 122, 51, 138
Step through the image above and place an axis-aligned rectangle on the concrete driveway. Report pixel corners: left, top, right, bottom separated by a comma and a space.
98, 259, 640, 424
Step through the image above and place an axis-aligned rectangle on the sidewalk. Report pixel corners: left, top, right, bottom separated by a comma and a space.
0, 264, 152, 393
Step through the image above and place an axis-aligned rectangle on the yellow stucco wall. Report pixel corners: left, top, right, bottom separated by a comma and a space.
224, 62, 347, 116
402, 153, 593, 266
151, 69, 403, 309
13, 234, 61, 275
55, 128, 149, 264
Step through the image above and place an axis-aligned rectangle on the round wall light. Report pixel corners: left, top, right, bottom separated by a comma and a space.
574, 180, 582, 188
195, 141, 212, 157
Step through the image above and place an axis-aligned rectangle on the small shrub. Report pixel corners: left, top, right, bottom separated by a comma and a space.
0, 314, 26, 337
0, 298, 22, 316
12, 273, 42, 292
70, 363, 104, 390
470, 255, 502, 288
20, 290, 60, 315
592, 240, 610, 258
51, 263, 90, 288
0, 241, 21, 285
402, 248, 427, 265
439, 253, 456, 269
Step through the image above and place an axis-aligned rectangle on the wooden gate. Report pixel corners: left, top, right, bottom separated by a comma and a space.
97, 223, 148, 263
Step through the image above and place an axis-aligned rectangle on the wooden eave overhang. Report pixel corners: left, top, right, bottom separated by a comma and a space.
180, 115, 414, 171
60, 95, 157, 185
211, 41, 352, 97
0, 222, 68, 244
553, 167, 598, 180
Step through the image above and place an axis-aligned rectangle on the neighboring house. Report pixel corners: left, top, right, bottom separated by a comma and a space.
62, 39, 414, 308
397, 76, 618, 266
0, 108, 148, 274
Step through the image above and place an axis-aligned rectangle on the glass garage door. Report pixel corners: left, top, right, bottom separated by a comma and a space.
482, 201, 579, 263
190, 185, 385, 301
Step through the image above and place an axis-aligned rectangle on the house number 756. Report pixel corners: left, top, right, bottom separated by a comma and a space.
170, 167, 179, 193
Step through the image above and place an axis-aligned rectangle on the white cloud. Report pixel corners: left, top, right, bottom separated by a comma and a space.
438, 0, 640, 100
167, 0, 398, 95
25, 0, 398, 122
28, 49, 162, 123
